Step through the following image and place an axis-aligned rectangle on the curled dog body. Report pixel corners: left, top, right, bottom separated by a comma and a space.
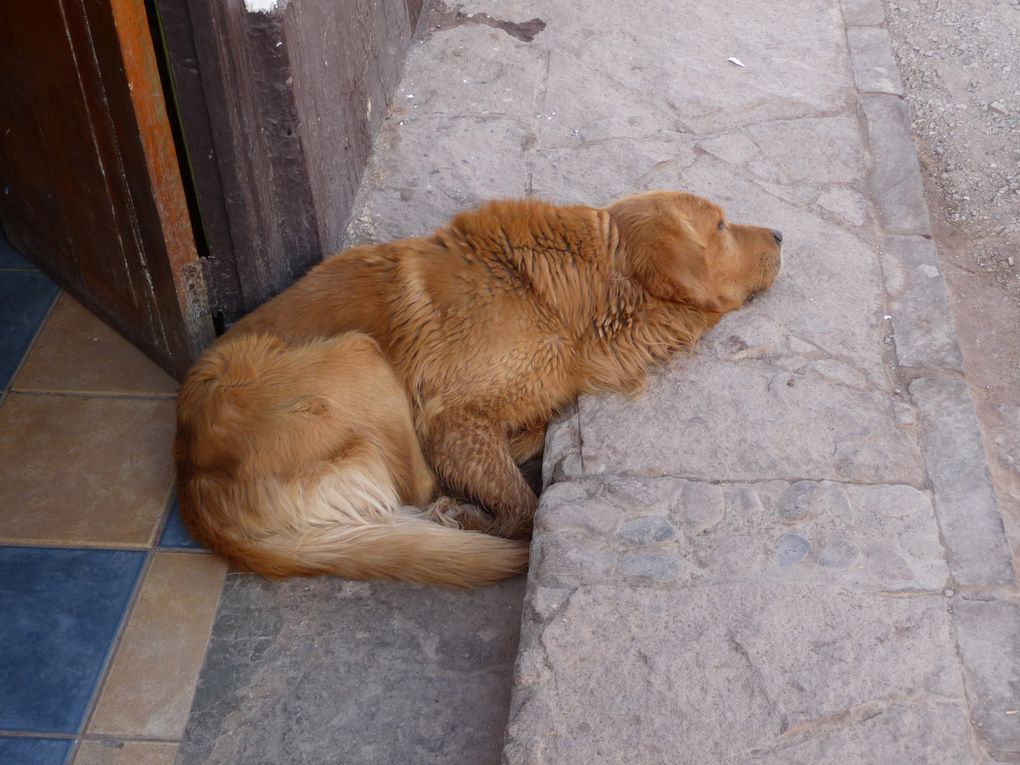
173, 191, 782, 586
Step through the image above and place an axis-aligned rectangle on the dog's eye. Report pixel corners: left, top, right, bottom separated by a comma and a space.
716, 220, 726, 232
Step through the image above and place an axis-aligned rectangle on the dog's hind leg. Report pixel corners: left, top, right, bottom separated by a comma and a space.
509, 420, 547, 464
423, 411, 537, 539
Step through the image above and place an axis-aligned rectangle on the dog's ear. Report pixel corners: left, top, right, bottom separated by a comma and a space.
610, 197, 721, 312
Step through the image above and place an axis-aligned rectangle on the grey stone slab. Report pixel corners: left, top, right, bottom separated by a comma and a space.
400, 24, 549, 118
953, 599, 1020, 755
698, 130, 762, 166
529, 135, 698, 206
745, 116, 868, 185
504, 583, 971, 764
882, 235, 964, 370
540, 405, 582, 486
529, 0, 851, 136
841, 0, 886, 26
345, 114, 532, 244
909, 376, 1015, 586
532, 476, 948, 592
578, 356, 926, 486
535, 48, 688, 147
814, 186, 870, 226
861, 95, 932, 235
729, 702, 977, 764
847, 27, 905, 95
178, 574, 525, 765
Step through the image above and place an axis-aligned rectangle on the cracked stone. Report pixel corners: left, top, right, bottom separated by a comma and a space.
536, 52, 681, 146
815, 186, 869, 226
530, 135, 698, 205
503, 584, 969, 763
746, 116, 867, 185
536, 476, 591, 506
528, 586, 574, 622
345, 115, 531, 244
533, 477, 947, 591
733, 702, 974, 764
599, 475, 683, 512
531, 0, 849, 135
579, 357, 925, 486
698, 131, 761, 166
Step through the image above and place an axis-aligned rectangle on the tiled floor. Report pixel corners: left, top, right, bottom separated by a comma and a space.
0, 233, 226, 764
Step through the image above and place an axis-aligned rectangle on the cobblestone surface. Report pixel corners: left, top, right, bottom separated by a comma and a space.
330, 0, 1019, 761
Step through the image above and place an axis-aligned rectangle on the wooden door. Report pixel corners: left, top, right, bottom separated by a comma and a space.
0, 0, 213, 379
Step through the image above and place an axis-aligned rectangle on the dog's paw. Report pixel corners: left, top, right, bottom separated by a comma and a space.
423, 497, 491, 531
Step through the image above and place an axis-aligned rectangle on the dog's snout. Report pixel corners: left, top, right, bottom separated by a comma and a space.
771, 229, 783, 245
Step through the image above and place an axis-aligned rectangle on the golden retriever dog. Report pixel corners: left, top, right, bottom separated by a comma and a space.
173, 191, 782, 586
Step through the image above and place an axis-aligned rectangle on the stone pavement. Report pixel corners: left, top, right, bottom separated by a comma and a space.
178, 577, 524, 764
344, 0, 1020, 762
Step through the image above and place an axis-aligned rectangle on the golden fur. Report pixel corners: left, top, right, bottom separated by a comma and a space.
173, 190, 782, 586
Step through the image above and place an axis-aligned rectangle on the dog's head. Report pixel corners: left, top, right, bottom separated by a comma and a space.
608, 190, 782, 315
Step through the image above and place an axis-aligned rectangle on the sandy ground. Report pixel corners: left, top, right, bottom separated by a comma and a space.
885, 0, 1020, 557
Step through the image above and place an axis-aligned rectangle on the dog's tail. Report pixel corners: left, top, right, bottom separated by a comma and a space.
180, 458, 530, 588
247, 515, 531, 588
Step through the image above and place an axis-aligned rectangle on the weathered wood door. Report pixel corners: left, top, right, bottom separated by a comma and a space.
0, 0, 213, 379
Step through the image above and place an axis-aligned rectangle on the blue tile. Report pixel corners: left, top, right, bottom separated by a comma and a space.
0, 231, 35, 270
160, 495, 202, 549
0, 272, 59, 388
0, 737, 71, 765
0, 548, 145, 734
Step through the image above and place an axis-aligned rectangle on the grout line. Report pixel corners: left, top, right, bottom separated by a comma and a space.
0, 540, 154, 553
0, 730, 77, 739
0, 538, 209, 554
7, 388, 178, 401
77, 733, 182, 744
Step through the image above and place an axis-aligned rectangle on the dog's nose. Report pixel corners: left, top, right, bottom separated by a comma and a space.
772, 229, 783, 244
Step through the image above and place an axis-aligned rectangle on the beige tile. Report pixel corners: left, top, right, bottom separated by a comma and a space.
0, 394, 175, 546
73, 739, 178, 765
14, 293, 178, 394
88, 552, 227, 738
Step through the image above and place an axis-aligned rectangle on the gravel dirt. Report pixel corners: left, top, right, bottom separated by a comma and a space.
885, 0, 1020, 556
